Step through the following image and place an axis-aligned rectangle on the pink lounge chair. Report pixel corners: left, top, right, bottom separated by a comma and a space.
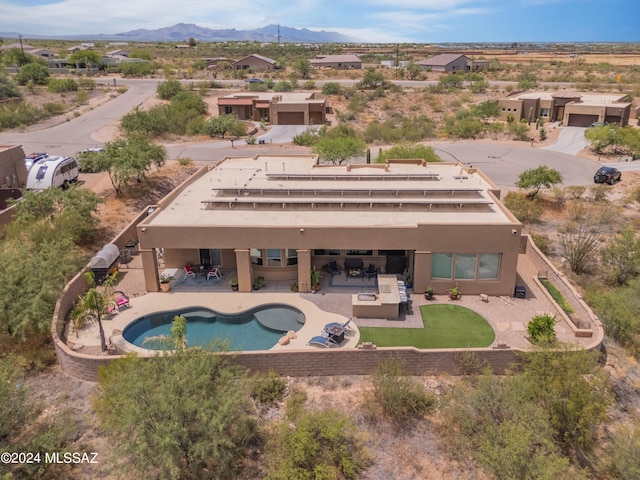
206, 267, 222, 282
114, 291, 130, 309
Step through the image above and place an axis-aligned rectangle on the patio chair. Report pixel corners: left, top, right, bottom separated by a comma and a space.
184, 264, 196, 280
325, 260, 342, 277
307, 335, 339, 348
364, 263, 378, 279
206, 267, 222, 282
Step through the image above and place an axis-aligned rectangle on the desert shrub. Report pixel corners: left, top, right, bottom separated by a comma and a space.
527, 313, 557, 345
248, 82, 269, 92
590, 184, 610, 202
369, 357, 435, 423
565, 185, 587, 199
245, 135, 256, 145
292, 128, 318, 146
42, 103, 65, 115
75, 89, 88, 105
117, 61, 158, 77
303, 80, 315, 89
0, 74, 21, 98
607, 423, 640, 479
77, 77, 96, 90
0, 102, 43, 130
15, 63, 50, 86
156, 78, 183, 100
321, 82, 342, 95
266, 407, 370, 480
248, 370, 286, 406
508, 121, 530, 141
47, 78, 78, 93
531, 232, 551, 255
177, 157, 193, 166
273, 81, 293, 92
503, 191, 543, 223
376, 142, 440, 163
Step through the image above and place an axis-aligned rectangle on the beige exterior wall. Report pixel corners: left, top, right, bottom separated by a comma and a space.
233, 57, 274, 71
0, 144, 27, 188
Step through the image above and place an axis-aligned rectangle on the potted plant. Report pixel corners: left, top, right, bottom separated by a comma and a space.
425, 286, 435, 300
310, 268, 322, 293
449, 284, 461, 300
405, 276, 413, 289
229, 278, 239, 291
290, 281, 299, 292
159, 273, 173, 292
253, 275, 265, 291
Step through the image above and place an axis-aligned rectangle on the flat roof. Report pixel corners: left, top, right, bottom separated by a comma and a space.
147, 156, 517, 228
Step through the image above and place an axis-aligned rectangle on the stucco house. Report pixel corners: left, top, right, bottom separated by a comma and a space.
309, 54, 362, 70
499, 91, 632, 127
416, 54, 472, 73
217, 92, 326, 125
233, 54, 277, 71
135, 156, 523, 297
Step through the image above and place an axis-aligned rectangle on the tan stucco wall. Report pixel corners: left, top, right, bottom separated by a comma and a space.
0, 144, 27, 188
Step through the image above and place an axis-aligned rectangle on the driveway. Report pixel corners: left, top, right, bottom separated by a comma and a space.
541, 126, 590, 155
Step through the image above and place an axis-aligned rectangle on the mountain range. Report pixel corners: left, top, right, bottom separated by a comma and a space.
0, 23, 358, 43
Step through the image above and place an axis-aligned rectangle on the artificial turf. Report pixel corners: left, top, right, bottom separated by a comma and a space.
358, 304, 495, 348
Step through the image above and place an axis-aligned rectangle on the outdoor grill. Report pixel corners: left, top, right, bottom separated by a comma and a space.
90, 244, 120, 285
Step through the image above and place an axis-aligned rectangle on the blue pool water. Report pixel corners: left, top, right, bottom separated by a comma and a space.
123, 304, 305, 351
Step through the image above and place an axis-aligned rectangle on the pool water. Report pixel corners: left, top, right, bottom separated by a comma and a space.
123, 304, 305, 351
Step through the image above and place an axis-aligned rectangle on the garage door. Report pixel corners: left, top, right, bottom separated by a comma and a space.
278, 112, 305, 125
567, 114, 599, 127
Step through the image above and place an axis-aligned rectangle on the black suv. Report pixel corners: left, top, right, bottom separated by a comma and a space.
594, 166, 621, 184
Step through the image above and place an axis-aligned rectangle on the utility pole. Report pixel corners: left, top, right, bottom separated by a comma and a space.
277, 25, 281, 45
395, 44, 399, 78
18, 33, 26, 66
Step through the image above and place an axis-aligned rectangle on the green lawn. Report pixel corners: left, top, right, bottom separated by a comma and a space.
358, 304, 495, 348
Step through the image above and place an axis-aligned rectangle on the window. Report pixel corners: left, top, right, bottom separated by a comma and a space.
314, 249, 341, 256
455, 254, 477, 280
267, 248, 281, 267
286, 249, 298, 266
36, 166, 48, 180
478, 254, 500, 279
250, 248, 262, 265
431, 253, 453, 279
540, 108, 550, 117
224, 106, 233, 114
346, 250, 373, 256
199, 249, 222, 269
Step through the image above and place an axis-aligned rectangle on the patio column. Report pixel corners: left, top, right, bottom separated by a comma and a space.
413, 251, 431, 294
297, 249, 311, 293
235, 249, 252, 292
141, 247, 160, 292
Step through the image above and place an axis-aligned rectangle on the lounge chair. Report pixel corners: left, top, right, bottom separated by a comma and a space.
323, 317, 352, 334
114, 291, 130, 309
206, 267, 222, 282
307, 335, 339, 348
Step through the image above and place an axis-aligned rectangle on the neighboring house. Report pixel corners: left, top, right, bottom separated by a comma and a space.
105, 49, 129, 58
217, 92, 326, 125
27, 48, 56, 58
416, 53, 472, 73
233, 54, 277, 71
499, 91, 632, 127
0, 42, 36, 51
136, 156, 523, 295
309, 54, 362, 70
0, 43, 55, 58
66, 45, 89, 53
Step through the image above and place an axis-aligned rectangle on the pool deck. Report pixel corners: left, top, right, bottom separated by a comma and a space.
68, 251, 598, 354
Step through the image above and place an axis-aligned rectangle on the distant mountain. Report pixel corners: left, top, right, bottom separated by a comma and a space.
0, 23, 358, 43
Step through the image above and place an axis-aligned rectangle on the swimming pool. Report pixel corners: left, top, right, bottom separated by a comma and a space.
123, 304, 305, 351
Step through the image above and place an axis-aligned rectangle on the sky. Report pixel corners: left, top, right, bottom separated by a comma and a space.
0, 0, 637, 43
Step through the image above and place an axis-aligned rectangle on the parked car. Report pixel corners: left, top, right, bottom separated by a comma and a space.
25, 152, 48, 171
244, 78, 264, 84
594, 166, 621, 184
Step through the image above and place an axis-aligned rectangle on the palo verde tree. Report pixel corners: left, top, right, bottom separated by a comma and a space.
600, 229, 640, 285
515, 165, 563, 198
67, 50, 102, 72
376, 142, 440, 163
0, 188, 99, 344
94, 347, 257, 479
87, 133, 167, 194
311, 125, 367, 164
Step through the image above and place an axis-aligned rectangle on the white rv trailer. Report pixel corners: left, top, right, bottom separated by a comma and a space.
26, 156, 79, 190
